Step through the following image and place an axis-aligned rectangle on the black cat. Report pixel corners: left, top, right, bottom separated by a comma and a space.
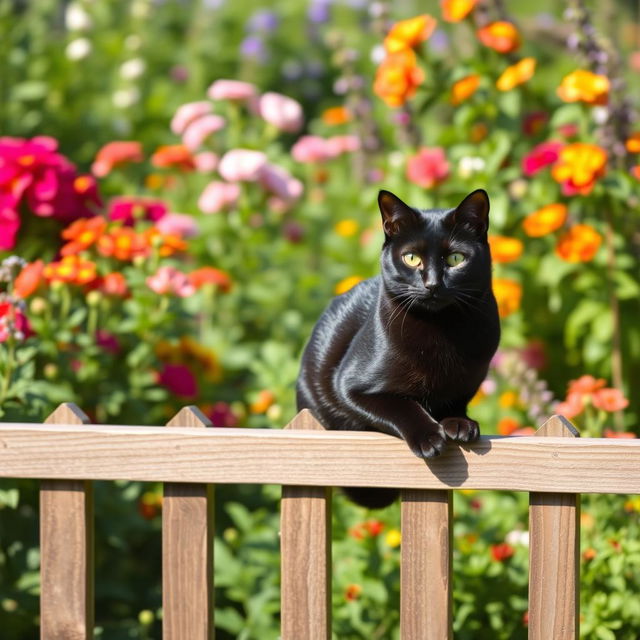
296, 189, 500, 508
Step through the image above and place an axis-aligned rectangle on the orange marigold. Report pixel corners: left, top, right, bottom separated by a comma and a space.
497, 416, 522, 436
557, 70, 610, 106
592, 388, 629, 413
335, 275, 363, 295
488, 235, 524, 263
476, 21, 520, 54
43, 255, 98, 285
374, 50, 425, 108
555, 224, 602, 262
14, 260, 45, 298
451, 74, 480, 105
151, 144, 196, 171
496, 57, 536, 92
321, 106, 351, 126
60, 216, 108, 256
551, 143, 607, 196
384, 14, 437, 54
441, 0, 477, 22
97, 272, 129, 297
492, 278, 522, 318
188, 266, 233, 293
98, 227, 149, 261
143, 228, 187, 257
568, 374, 606, 395
625, 132, 640, 153
522, 203, 567, 237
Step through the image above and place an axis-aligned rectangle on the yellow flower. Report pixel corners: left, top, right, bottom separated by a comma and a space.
450, 74, 480, 105
334, 220, 359, 237
385, 529, 402, 547
551, 143, 607, 196
496, 57, 536, 92
499, 390, 520, 409
384, 14, 437, 54
335, 275, 363, 295
522, 203, 567, 237
488, 235, 524, 263
492, 278, 522, 318
557, 70, 610, 105
373, 49, 425, 108
476, 21, 520, 54
440, 0, 477, 22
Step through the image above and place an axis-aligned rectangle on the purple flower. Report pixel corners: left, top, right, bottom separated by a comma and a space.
308, 0, 332, 24
247, 9, 279, 33
240, 36, 268, 62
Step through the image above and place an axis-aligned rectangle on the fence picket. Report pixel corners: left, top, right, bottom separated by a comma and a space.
40, 403, 93, 640
280, 410, 332, 640
528, 415, 580, 640
401, 489, 453, 640
163, 407, 214, 640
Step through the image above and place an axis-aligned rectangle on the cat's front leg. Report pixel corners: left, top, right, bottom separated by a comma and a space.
440, 413, 480, 443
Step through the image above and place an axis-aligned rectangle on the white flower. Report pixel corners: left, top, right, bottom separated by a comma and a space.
506, 529, 529, 547
65, 3, 92, 31
65, 38, 92, 61
120, 58, 146, 80
370, 44, 386, 65
112, 87, 141, 109
458, 156, 485, 178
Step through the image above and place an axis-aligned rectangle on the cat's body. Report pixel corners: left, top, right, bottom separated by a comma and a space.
296, 189, 500, 508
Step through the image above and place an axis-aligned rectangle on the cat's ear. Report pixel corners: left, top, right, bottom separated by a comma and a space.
450, 189, 490, 237
378, 190, 420, 237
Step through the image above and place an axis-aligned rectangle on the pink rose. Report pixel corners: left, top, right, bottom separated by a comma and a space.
182, 114, 226, 151
218, 149, 267, 182
207, 79, 258, 101
170, 101, 212, 135
155, 212, 199, 238
146, 266, 195, 297
258, 92, 304, 133
259, 163, 303, 202
406, 147, 450, 188
193, 151, 219, 173
198, 181, 241, 214
291, 136, 334, 163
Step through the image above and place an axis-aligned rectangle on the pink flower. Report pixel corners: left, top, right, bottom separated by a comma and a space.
146, 266, 195, 297
158, 363, 198, 398
259, 163, 304, 202
0, 203, 21, 251
521, 141, 563, 177
555, 392, 584, 419
258, 92, 304, 133
218, 149, 267, 182
182, 114, 226, 151
91, 141, 144, 177
170, 101, 212, 135
193, 151, 220, 173
0, 302, 33, 342
108, 197, 168, 225
198, 181, 241, 214
155, 212, 199, 238
205, 401, 239, 427
406, 147, 450, 188
291, 136, 335, 163
207, 79, 258, 102
326, 135, 361, 155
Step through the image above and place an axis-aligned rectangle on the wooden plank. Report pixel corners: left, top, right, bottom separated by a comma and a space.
280, 410, 331, 640
529, 416, 580, 640
40, 403, 93, 640
401, 489, 453, 640
1, 414, 639, 494
162, 407, 214, 640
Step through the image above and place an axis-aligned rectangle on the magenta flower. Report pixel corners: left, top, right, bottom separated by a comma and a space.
0, 301, 33, 342
198, 181, 241, 214
146, 266, 195, 297
182, 114, 226, 151
108, 196, 168, 225
406, 147, 450, 189
157, 363, 198, 398
258, 92, 304, 133
206, 401, 239, 427
207, 79, 258, 102
170, 101, 212, 135
521, 141, 563, 177
218, 149, 267, 182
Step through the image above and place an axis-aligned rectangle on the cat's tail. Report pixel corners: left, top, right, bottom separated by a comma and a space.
342, 486, 399, 509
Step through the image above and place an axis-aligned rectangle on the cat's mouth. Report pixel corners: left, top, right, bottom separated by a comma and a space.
390, 288, 454, 314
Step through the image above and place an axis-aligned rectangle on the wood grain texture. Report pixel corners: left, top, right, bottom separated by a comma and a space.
528, 416, 580, 640
162, 407, 214, 640
401, 489, 453, 640
40, 403, 94, 640
280, 410, 331, 640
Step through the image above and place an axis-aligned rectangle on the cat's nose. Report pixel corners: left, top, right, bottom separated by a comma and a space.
423, 282, 438, 296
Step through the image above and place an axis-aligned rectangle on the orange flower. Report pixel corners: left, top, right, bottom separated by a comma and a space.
335, 275, 363, 295
91, 141, 143, 177
143, 228, 187, 257
321, 106, 351, 126
384, 14, 437, 54
476, 21, 520, 54
60, 216, 108, 256
568, 375, 606, 395
97, 272, 129, 297
625, 132, 640, 153
441, 0, 477, 22
496, 57, 536, 91
497, 416, 522, 435
43, 255, 98, 285
345, 584, 362, 601
374, 50, 425, 107
492, 278, 522, 318
551, 143, 607, 195
188, 267, 232, 293
522, 204, 567, 237
557, 70, 610, 106
555, 392, 584, 419
632, 166, 640, 180
490, 542, 515, 562
14, 260, 44, 298
450, 74, 480, 105
250, 390, 276, 414
604, 429, 636, 439
98, 227, 149, 261
592, 388, 629, 413
555, 224, 602, 262
489, 236, 523, 263
151, 144, 196, 171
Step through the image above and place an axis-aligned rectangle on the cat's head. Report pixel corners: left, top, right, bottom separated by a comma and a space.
378, 189, 492, 313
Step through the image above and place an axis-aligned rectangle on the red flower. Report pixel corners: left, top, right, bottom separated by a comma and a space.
108, 196, 168, 225
521, 141, 563, 176
0, 302, 33, 341
490, 542, 515, 562
406, 147, 450, 188
188, 267, 233, 293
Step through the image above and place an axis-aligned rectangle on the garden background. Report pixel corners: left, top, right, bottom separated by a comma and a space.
1, 0, 640, 637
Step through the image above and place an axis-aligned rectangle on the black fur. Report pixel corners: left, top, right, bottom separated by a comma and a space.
296, 190, 500, 508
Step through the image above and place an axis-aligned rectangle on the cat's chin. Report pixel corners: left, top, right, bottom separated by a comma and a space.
412, 296, 454, 314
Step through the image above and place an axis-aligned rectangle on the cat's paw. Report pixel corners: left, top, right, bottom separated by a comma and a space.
404, 424, 448, 459
440, 416, 480, 442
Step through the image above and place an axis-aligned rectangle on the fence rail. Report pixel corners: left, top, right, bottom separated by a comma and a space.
1, 404, 639, 639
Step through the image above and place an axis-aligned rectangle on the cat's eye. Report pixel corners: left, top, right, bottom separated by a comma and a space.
446, 252, 466, 267
402, 253, 422, 268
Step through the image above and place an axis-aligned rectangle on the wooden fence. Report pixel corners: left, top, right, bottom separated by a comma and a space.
2, 402, 640, 639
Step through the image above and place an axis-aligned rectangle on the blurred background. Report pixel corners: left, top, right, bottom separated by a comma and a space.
1, 0, 640, 638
